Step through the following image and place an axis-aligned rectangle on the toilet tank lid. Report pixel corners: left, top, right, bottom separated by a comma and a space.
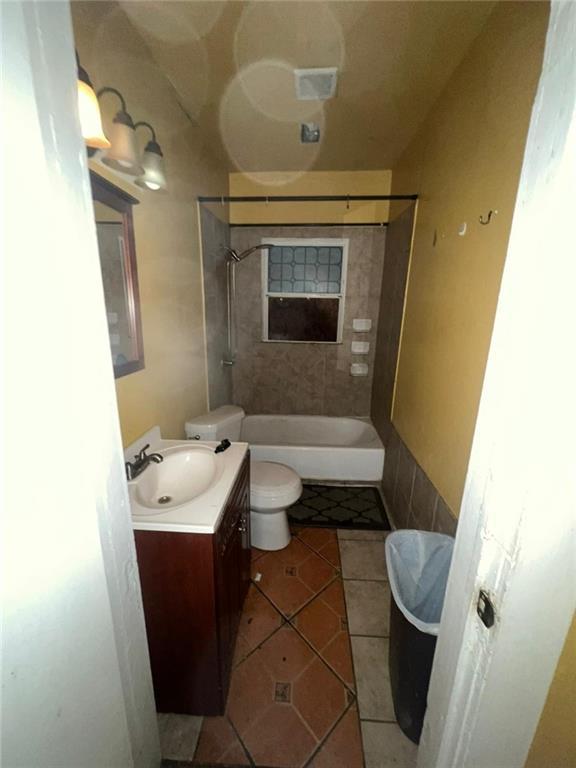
185, 405, 245, 429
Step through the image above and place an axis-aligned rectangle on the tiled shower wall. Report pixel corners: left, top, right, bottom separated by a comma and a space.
231, 226, 386, 416
371, 203, 457, 536
200, 206, 232, 409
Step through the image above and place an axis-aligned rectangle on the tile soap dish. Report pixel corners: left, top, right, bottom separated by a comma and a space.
352, 318, 372, 332
351, 340, 370, 355
350, 363, 369, 377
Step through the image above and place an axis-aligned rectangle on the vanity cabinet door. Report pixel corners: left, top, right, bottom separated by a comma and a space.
133, 452, 250, 716
215, 456, 250, 697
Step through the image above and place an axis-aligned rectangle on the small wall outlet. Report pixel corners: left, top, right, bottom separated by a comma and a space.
352, 318, 372, 332
350, 363, 369, 377
351, 341, 370, 355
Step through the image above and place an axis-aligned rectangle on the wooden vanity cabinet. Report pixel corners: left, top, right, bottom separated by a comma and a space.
134, 454, 250, 715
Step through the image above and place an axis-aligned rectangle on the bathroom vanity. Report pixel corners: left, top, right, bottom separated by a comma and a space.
129, 434, 250, 716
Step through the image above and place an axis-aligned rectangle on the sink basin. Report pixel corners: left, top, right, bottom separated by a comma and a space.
131, 445, 223, 513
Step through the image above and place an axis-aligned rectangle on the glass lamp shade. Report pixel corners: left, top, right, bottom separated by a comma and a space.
136, 141, 167, 191
101, 114, 144, 176
77, 79, 110, 149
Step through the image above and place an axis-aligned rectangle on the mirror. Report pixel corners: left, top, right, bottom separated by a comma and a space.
90, 172, 144, 378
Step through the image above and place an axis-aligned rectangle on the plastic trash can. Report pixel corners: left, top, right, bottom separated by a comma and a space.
385, 530, 454, 744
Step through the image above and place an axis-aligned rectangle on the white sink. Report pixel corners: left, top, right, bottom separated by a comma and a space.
130, 445, 224, 514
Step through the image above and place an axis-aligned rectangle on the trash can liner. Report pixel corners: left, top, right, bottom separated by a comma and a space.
385, 530, 454, 636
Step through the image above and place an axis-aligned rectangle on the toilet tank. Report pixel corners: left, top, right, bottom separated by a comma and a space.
185, 405, 245, 441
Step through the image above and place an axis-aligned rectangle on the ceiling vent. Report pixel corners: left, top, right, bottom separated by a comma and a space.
294, 67, 338, 101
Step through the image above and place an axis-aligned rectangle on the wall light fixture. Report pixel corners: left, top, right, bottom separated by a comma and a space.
76, 53, 110, 149
98, 87, 143, 176
134, 122, 167, 192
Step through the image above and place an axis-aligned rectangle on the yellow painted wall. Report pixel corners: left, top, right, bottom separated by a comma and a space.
229, 171, 392, 225
525, 616, 576, 768
390, 2, 549, 513
72, 2, 228, 445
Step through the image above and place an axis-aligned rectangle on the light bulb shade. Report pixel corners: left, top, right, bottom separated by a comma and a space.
102, 112, 143, 176
136, 141, 167, 191
77, 79, 110, 149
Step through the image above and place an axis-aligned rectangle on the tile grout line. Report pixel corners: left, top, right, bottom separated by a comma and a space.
242, 576, 356, 695
349, 632, 391, 640
224, 712, 256, 768
342, 576, 389, 582
287, 588, 358, 696
359, 717, 398, 725
336, 532, 367, 768
252, 567, 342, 626
301, 698, 359, 768
290, 527, 343, 570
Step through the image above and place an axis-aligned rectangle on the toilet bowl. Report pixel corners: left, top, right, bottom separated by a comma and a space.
250, 461, 302, 551
184, 405, 302, 551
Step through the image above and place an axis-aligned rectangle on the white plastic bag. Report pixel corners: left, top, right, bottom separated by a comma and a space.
385, 530, 454, 636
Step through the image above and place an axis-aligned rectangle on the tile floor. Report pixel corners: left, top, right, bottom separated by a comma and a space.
160, 526, 417, 768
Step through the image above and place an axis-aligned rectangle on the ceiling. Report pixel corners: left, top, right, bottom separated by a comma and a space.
118, 1, 495, 174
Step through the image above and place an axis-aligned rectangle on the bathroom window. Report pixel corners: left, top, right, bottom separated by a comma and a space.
261, 238, 348, 343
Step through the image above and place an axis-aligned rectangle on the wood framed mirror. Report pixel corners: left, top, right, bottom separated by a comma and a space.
90, 172, 144, 378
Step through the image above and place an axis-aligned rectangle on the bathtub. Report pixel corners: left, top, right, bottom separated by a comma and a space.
240, 415, 384, 482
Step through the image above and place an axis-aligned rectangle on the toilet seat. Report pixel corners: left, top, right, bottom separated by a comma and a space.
251, 461, 302, 511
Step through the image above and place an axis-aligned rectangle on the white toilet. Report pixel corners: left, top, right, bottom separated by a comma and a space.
185, 406, 302, 551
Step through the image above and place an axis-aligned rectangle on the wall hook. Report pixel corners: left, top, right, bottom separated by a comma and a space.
479, 209, 498, 225
346, 195, 350, 210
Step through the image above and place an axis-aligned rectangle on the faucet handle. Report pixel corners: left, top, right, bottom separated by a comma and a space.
136, 443, 150, 460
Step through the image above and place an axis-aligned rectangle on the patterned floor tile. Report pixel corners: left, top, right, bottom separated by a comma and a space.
243, 705, 316, 768
254, 538, 337, 618
193, 716, 249, 765
292, 581, 355, 688
188, 527, 412, 768
307, 706, 364, 768
234, 584, 284, 664
292, 656, 348, 740
227, 625, 348, 767
252, 546, 267, 563
294, 527, 341, 568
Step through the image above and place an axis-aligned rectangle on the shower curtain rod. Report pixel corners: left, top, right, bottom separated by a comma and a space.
198, 194, 418, 203
229, 221, 389, 228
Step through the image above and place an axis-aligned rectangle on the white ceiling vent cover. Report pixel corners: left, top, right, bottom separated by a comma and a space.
294, 67, 338, 101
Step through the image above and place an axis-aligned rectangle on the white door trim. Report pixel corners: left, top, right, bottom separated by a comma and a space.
419, 3, 576, 766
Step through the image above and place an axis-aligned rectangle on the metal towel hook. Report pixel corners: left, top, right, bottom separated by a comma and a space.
479, 209, 498, 225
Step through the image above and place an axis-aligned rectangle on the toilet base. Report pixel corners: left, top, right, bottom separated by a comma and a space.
250, 508, 291, 551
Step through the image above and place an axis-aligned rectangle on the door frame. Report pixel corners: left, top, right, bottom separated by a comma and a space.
419, 3, 576, 766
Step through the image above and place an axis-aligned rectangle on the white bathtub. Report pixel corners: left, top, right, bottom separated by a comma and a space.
240, 415, 384, 482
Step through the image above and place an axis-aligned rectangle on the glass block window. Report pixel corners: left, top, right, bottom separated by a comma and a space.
267, 245, 343, 294
262, 238, 348, 343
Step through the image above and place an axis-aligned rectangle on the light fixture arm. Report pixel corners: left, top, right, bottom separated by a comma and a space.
96, 86, 128, 114
134, 121, 158, 144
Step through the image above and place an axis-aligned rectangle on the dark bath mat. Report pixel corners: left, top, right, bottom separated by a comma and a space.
288, 484, 391, 530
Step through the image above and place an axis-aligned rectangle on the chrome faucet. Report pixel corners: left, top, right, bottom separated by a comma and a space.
125, 443, 163, 480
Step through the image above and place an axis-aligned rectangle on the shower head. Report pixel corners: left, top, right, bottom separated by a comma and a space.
224, 244, 275, 263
